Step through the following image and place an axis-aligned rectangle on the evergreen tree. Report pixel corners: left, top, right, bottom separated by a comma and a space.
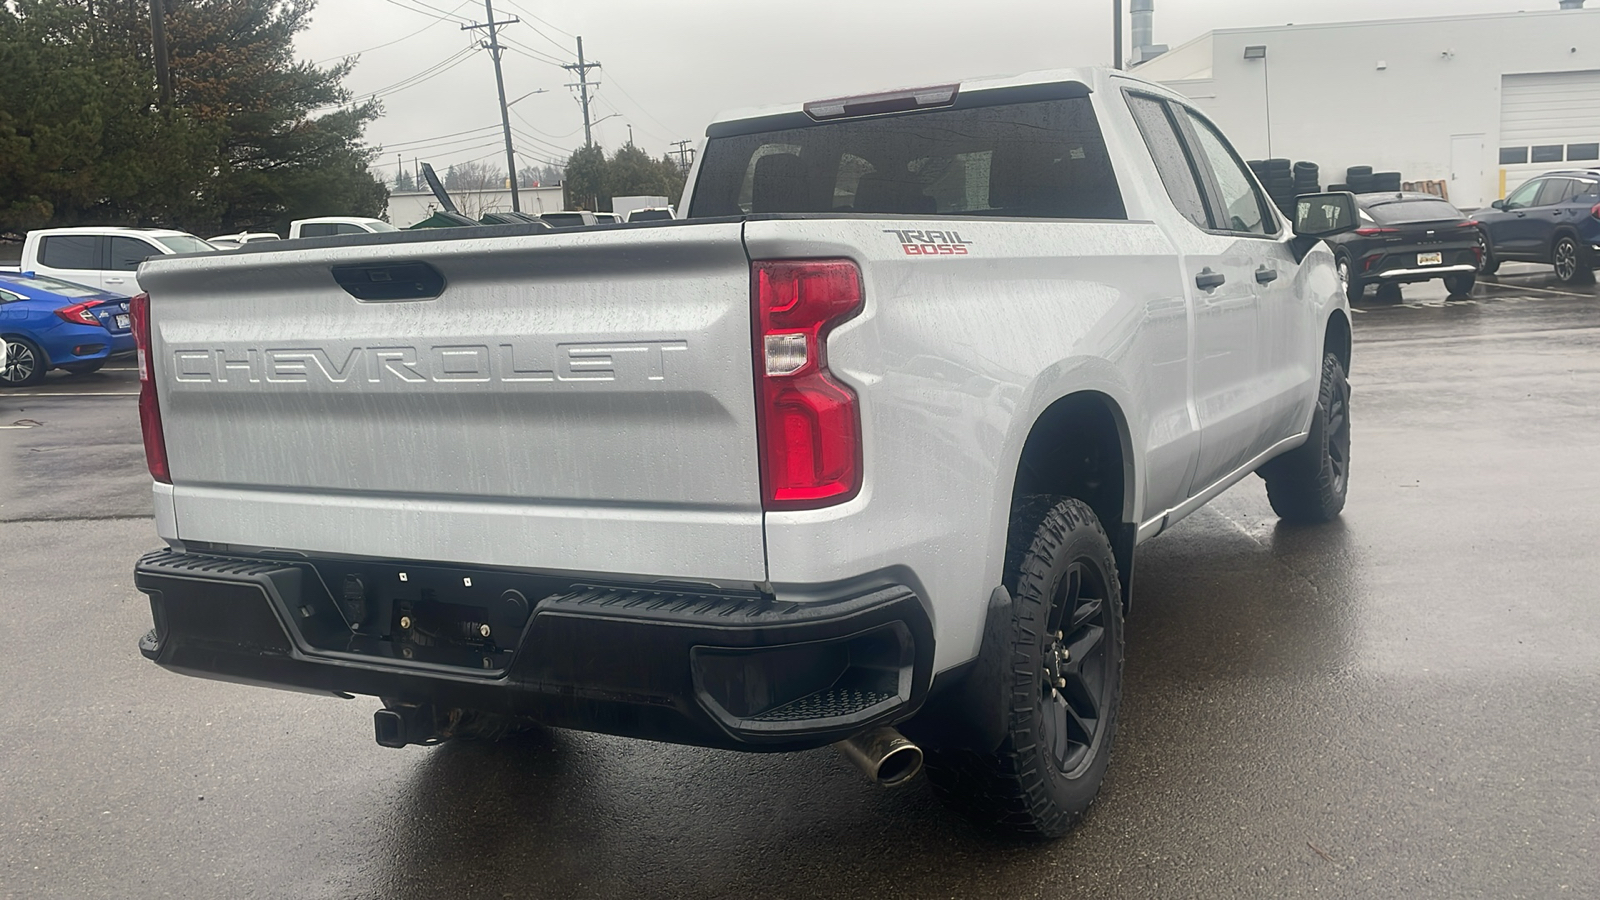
0, 0, 386, 235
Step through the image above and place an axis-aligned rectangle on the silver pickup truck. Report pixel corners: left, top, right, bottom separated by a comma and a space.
130, 68, 1358, 837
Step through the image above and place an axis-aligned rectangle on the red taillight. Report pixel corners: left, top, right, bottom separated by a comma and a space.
129, 292, 170, 484
752, 260, 864, 510
1354, 227, 1397, 236
1591, 202, 1600, 219
55, 301, 101, 326
1458, 220, 1480, 228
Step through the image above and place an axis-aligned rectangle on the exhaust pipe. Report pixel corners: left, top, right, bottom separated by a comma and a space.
834, 727, 923, 787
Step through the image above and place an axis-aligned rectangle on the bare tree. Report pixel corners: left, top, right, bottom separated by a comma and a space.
442, 160, 506, 218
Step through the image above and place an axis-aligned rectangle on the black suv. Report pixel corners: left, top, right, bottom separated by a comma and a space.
1476, 169, 1600, 284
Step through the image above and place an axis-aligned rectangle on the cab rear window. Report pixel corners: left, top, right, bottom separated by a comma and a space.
690, 97, 1125, 220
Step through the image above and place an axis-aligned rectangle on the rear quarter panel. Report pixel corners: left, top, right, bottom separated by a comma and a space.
748, 216, 1187, 672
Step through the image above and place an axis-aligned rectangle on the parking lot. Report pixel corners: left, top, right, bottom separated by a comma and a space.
2, 264, 1598, 899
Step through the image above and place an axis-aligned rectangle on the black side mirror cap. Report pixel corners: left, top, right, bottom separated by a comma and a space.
1294, 192, 1360, 239
1490, 199, 1506, 210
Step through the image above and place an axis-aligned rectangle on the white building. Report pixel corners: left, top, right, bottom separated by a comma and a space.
386, 186, 567, 228
1131, 4, 1600, 208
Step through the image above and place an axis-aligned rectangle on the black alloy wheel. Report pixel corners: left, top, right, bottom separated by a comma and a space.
1036, 551, 1116, 776
2, 337, 46, 387
1552, 235, 1592, 285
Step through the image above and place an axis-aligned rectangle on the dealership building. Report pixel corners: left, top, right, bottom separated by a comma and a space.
1130, 3, 1600, 209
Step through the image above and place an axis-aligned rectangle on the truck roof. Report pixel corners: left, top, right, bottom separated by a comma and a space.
704, 67, 1134, 136
27, 225, 198, 238
291, 216, 390, 225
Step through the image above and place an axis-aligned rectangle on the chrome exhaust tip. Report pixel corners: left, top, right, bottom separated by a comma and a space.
834, 726, 923, 787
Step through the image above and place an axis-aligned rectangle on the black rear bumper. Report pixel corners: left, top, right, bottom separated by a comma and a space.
135, 549, 934, 752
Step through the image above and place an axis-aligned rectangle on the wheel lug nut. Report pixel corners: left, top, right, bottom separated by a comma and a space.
1055, 677, 1067, 689
1055, 631, 1064, 641
1061, 649, 1070, 662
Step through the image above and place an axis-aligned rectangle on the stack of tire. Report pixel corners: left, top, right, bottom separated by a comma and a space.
1247, 158, 1297, 216
1343, 166, 1404, 195
1293, 161, 1320, 196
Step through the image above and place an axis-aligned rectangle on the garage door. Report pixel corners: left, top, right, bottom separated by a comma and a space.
1499, 70, 1600, 194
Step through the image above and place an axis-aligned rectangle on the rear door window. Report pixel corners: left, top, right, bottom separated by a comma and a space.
692, 96, 1125, 220
1125, 93, 1210, 229
39, 235, 100, 270
109, 236, 161, 271
1535, 178, 1576, 208
298, 223, 336, 238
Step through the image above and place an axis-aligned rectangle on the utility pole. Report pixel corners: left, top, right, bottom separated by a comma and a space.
463, 1, 522, 211
150, 0, 172, 112
627, 124, 633, 146
562, 37, 601, 148
670, 140, 695, 175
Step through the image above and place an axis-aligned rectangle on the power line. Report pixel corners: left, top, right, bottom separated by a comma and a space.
380, 0, 474, 24
348, 45, 476, 103
383, 123, 502, 148
511, 107, 583, 141
314, 1, 470, 63
494, 0, 575, 38
499, 40, 567, 70
599, 72, 676, 140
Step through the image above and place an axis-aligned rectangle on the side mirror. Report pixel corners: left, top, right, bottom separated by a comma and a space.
1294, 192, 1359, 239
1490, 199, 1506, 210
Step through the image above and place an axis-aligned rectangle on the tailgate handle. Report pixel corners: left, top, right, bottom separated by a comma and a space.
331, 261, 445, 302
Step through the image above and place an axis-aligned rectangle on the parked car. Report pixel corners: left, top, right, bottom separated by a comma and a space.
1476, 169, 1600, 284
592, 212, 622, 225
288, 217, 399, 239
478, 211, 553, 229
538, 210, 598, 228
1324, 192, 1482, 302
131, 67, 1358, 838
4, 227, 215, 297
0, 272, 132, 386
625, 206, 676, 222
208, 232, 282, 250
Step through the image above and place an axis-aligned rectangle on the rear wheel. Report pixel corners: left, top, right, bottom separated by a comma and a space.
60, 360, 104, 375
1443, 272, 1476, 298
1260, 352, 1350, 524
1374, 283, 1403, 304
2, 337, 47, 387
1552, 235, 1594, 285
923, 496, 1125, 839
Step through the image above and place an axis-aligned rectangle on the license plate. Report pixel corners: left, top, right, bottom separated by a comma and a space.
115, 314, 130, 329
1417, 252, 1442, 266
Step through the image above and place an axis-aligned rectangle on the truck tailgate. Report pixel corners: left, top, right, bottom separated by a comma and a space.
138, 224, 766, 583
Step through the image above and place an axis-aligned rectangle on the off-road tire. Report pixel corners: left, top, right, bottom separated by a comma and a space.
1443, 272, 1476, 298
923, 495, 1125, 839
1261, 352, 1350, 523
2, 337, 47, 387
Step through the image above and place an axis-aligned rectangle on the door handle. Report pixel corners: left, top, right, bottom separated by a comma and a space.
1255, 266, 1279, 284
1195, 268, 1226, 291
105, 277, 125, 283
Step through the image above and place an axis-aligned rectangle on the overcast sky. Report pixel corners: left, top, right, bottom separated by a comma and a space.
291, 0, 1562, 181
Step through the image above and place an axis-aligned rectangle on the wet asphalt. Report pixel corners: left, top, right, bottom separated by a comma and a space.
1, 265, 1598, 899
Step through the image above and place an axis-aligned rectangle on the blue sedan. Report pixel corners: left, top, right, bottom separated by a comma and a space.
1, 273, 133, 387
